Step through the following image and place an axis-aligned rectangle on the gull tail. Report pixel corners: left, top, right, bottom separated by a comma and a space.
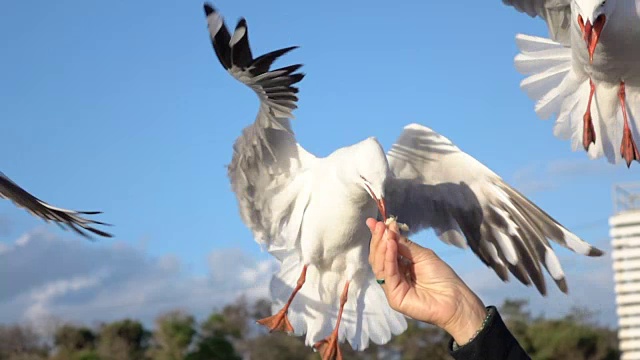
203, 3, 304, 121
268, 251, 407, 351
514, 34, 640, 165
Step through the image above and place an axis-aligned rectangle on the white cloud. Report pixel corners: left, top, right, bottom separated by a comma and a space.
0, 223, 619, 338
0, 229, 278, 331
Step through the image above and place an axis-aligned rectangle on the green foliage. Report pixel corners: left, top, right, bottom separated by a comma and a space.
97, 319, 149, 360
0, 297, 622, 360
186, 337, 240, 360
70, 350, 100, 360
500, 299, 620, 360
54, 325, 96, 352
0, 324, 49, 360
388, 320, 452, 360
147, 311, 197, 360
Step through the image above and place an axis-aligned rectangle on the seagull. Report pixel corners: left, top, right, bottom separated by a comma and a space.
503, 0, 640, 167
204, 3, 604, 358
0, 172, 111, 239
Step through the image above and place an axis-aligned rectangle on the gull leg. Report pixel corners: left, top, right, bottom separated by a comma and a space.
257, 265, 307, 333
619, 81, 640, 167
313, 281, 350, 360
583, 78, 596, 151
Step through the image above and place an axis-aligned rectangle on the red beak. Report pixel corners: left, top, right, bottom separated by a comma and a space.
363, 182, 387, 220
578, 14, 606, 64
377, 197, 387, 221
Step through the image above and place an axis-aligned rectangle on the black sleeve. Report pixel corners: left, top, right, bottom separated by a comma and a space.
449, 306, 531, 360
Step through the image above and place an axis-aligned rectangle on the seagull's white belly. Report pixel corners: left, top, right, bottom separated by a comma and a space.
299, 191, 378, 277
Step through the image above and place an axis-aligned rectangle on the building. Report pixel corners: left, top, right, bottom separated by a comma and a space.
611, 182, 640, 360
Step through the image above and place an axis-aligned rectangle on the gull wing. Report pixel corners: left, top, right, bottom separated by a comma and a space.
503, 0, 573, 45
384, 123, 602, 295
204, 4, 315, 254
0, 172, 111, 239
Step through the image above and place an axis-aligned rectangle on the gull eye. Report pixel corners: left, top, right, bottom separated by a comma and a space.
601, 0, 606, 6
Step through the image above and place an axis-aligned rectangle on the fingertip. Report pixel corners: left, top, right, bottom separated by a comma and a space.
366, 218, 376, 233
374, 221, 385, 234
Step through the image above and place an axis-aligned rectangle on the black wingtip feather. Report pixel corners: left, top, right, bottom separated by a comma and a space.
556, 278, 569, 294
203, 3, 215, 16
231, 18, 253, 68
250, 46, 299, 76
205, 3, 232, 70
588, 247, 605, 257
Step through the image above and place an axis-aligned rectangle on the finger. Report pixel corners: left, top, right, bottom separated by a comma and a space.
386, 221, 434, 263
383, 230, 404, 291
366, 218, 377, 233
368, 221, 386, 267
373, 226, 390, 278
388, 221, 399, 234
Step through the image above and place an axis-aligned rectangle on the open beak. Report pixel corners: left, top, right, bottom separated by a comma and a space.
362, 180, 387, 220
578, 14, 606, 64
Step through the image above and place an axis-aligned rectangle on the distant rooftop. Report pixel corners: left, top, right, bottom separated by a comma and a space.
613, 182, 640, 214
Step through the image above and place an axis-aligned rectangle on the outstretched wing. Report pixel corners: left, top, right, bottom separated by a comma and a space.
204, 4, 315, 253
384, 123, 603, 295
503, 0, 572, 45
0, 172, 111, 239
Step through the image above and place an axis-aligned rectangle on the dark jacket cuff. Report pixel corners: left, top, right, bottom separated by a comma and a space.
449, 306, 530, 360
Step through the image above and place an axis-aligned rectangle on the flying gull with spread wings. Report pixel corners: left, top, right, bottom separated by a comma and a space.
503, 0, 640, 167
204, 3, 603, 358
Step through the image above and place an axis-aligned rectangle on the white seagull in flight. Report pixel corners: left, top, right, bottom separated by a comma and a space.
504, 0, 640, 167
204, 3, 604, 358
0, 172, 111, 239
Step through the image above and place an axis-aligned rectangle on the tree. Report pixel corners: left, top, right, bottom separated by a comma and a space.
147, 310, 196, 360
387, 319, 452, 360
51, 324, 98, 360
186, 336, 241, 360
97, 319, 149, 360
244, 333, 312, 360
0, 324, 49, 360
499, 299, 620, 360
201, 297, 250, 340
54, 324, 96, 351
526, 318, 619, 360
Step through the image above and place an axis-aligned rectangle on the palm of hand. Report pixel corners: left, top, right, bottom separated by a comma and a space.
387, 241, 467, 329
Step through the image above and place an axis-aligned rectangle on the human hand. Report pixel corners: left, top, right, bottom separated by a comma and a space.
366, 218, 488, 345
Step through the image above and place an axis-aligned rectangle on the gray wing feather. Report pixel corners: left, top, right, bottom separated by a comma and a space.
503, 0, 573, 45
204, 4, 314, 252
384, 123, 602, 295
0, 172, 111, 239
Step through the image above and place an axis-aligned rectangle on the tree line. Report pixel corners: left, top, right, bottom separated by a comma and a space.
0, 297, 620, 360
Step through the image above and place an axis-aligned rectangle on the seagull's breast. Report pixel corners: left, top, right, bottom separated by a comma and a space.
298, 165, 378, 271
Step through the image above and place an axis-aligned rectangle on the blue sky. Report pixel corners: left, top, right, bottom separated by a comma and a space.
0, 1, 637, 328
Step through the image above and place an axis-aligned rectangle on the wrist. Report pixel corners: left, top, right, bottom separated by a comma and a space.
443, 287, 487, 345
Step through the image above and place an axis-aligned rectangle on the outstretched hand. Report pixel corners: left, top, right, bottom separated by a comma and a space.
366, 218, 488, 345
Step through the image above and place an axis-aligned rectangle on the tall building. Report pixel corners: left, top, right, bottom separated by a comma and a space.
611, 183, 640, 360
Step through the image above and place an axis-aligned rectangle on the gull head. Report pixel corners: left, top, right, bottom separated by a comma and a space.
350, 137, 389, 220
575, 0, 613, 63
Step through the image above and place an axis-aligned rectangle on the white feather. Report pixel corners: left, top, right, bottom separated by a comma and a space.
544, 245, 565, 280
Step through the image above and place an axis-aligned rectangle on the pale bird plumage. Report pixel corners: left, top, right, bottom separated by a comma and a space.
504, 0, 640, 166
204, 2, 604, 354
0, 172, 111, 239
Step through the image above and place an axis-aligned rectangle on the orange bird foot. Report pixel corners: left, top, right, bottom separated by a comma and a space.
256, 308, 294, 333
620, 128, 640, 168
313, 333, 342, 360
